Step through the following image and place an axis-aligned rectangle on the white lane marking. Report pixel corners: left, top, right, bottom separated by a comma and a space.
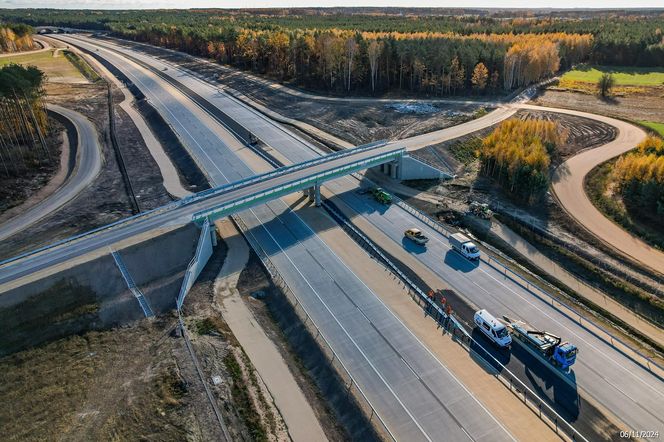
101, 34, 660, 402
381, 199, 664, 399
246, 205, 433, 442
82, 39, 433, 439
283, 204, 516, 441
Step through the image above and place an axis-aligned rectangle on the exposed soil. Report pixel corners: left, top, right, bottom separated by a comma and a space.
238, 252, 349, 442
0, 315, 228, 442
0, 79, 172, 259
516, 109, 617, 163
533, 89, 664, 124
233, 91, 487, 145
0, 116, 65, 215
0, 236, 295, 442
103, 38, 488, 145
411, 109, 615, 177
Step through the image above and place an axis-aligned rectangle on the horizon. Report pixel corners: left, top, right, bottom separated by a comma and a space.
3, 2, 664, 10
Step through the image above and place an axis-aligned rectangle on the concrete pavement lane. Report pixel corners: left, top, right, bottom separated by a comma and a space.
0, 104, 102, 242
73, 33, 664, 439
324, 179, 664, 438
109, 33, 664, 276
46, 34, 516, 441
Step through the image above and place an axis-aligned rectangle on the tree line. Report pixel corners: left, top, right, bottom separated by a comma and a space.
110, 24, 592, 96
0, 64, 50, 177
614, 136, 664, 222
0, 23, 35, 53
0, 8, 661, 94
2, 8, 662, 66
478, 119, 565, 204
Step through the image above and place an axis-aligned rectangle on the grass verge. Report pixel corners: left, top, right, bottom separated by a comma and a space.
450, 136, 481, 164
639, 121, 664, 137
223, 350, 268, 442
63, 50, 100, 82
562, 64, 664, 86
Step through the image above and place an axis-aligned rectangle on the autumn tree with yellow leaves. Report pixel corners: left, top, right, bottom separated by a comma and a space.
614, 136, 664, 220
471, 63, 489, 93
0, 24, 35, 53
479, 119, 565, 203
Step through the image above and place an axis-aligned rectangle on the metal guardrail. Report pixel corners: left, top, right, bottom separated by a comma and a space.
388, 192, 664, 377
322, 198, 588, 442
0, 141, 396, 270
231, 213, 397, 442
192, 149, 404, 222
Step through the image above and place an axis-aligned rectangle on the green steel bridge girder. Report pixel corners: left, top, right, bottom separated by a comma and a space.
192, 150, 404, 224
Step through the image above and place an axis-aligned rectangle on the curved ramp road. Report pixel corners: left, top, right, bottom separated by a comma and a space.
0, 38, 51, 58
0, 104, 102, 242
524, 104, 664, 274
69, 34, 664, 439
42, 34, 517, 442
82, 33, 664, 276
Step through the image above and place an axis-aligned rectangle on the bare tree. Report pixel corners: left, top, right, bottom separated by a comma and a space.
367, 40, 383, 93
344, 37, 358, 92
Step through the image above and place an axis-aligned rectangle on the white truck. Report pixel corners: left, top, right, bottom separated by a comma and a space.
449, 232, 480, 260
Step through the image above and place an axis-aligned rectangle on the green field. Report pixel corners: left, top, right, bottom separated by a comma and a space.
640, 121, 664, 137
0, 49, 86, 83
562, 65, 664, 86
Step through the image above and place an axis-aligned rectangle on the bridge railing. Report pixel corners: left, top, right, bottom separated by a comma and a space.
231, 213, 396, 442
192, 149, 404, 222
0, 141, 394, 270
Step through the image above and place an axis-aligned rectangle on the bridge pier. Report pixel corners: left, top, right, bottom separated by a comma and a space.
307, 183, 321, 207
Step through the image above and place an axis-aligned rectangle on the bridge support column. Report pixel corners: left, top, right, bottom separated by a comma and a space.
307, 184, 321, 206
391, 161, 400, 179
314, 183, 321, 207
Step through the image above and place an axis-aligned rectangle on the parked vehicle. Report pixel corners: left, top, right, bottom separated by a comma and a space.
371, 187, 392, 204
503, 316, 578, 372
404, 228, 429, 245
468, 201, 493, 219
449, 232, 480, 260
474, 309, 512, 348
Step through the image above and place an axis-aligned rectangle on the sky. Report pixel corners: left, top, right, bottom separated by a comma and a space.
2, 0, 663, 9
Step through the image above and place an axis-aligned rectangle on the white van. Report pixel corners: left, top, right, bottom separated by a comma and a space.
474, 309, 512, 348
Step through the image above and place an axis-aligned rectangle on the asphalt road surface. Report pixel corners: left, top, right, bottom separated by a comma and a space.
70, 34, 664, 440
0, 104, 102, 242
34, 34, 517, 442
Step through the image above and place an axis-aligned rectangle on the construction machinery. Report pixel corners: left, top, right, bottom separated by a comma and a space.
371, 187, 393, 204
468, 201, 493, 219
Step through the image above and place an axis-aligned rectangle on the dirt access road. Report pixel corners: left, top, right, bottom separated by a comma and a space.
0, 104, 102, 242
516, 104, 664, 276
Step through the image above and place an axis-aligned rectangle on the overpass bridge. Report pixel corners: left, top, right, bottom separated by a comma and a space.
0, 141, 409, 287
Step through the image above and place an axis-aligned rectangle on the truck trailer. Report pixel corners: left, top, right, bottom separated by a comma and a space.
503, 315, 578, 373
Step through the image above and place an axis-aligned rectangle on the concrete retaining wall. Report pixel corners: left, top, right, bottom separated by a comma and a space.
398, 155, 449, 180
0, 224, 199, 355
